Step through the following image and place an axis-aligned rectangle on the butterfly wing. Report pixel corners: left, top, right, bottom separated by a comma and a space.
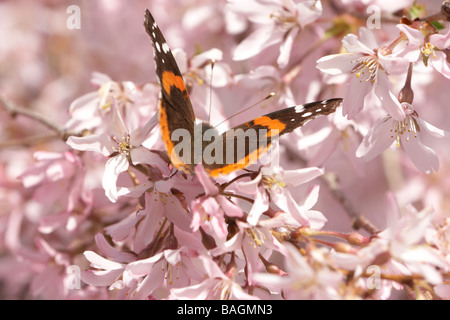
203, 98, 342, 177
144, 9, 195, 174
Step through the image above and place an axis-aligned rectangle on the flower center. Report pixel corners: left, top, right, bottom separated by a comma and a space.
113, 135, 132, 155
351, 55, 380, 83
262, 174, 286, 191
421, 42, 437, 59
270, 9, 297, 30
213, 279, 234, 300
389, 105, 420, 147
246, 227, 266, 248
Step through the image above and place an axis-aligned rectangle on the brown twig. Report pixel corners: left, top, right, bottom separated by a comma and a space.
0, 95, 82, 143
283, 143, 380, 235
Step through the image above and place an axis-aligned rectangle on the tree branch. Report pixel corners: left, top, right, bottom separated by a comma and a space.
0, 95, 82, 142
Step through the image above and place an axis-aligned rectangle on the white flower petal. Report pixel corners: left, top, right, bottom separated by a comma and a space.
66, 134, 115, 157
316, 53, 363, 75
277, 27, 298, 68
342, 33, 373, 55
102, 154, 129, 203
83, 251, 124, 270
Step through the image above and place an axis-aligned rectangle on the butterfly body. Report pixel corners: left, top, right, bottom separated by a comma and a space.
144, 9, 342, 177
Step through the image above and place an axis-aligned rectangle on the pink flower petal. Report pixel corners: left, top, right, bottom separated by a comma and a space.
356, 117, 395, 160
429, 51, 450, 79
130, 146, 170, 175
374, 72, 405, 120
195, 165, 219, 196
342, 75, 371, 118
316, 52, 363, 75
126, 253, 163, 276
401, 135, 439, 173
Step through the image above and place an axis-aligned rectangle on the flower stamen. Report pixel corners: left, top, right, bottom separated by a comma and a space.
113, 135, 132, 155
262, 174, 286, 190
421, 42, 437, 59
270, 10, 297, 30
351, 56, 380, 83
389, 108, 420, 147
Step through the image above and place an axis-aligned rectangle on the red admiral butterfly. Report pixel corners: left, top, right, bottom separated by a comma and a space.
144, 9, 342, 177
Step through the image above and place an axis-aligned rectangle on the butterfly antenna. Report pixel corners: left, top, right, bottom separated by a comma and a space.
208, 59, 215, 124
214, 92, 276, 129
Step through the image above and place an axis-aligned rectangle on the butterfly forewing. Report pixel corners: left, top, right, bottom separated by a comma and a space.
203, 99, 342, 177
144, 9, 195, 124
144, 9, 196, 174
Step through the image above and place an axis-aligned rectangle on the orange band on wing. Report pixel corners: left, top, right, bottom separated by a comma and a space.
205, 143, 271, 177
253, 116, 286, 137
159, 100, 189, 172
162, 71, 187, 95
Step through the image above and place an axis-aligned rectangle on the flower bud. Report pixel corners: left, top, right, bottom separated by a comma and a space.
334, 242, 354, 253
347, 232, 370, 245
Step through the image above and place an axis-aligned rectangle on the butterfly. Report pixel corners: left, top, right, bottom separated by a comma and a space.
144, 9, 342, 177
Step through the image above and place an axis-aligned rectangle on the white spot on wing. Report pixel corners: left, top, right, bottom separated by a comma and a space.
155, 42, 161, 52
162, 42, 170, 53
301, 112, 313, 118
295, 104, 305, 113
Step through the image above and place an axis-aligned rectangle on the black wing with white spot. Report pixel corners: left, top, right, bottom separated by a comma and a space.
144, 9, 195, 123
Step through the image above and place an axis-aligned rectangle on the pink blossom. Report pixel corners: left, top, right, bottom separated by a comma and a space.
380, 194, 449, 285
237, 163, 326, 227
125, 230, 206, 299
317, 28, 408, 120
169, 255, 259, 300
67, 100, 167, 202
17, 151, 91, 232
133, 180, 193, 253
253, 244, 344, 299
2, 0, 450, 301
81, 234, 135, 293
229, 0, 322, 68
209, 220, 287, 286
396, 24, 450, 79
190, 165, 243, 239
356, 102, 450, 173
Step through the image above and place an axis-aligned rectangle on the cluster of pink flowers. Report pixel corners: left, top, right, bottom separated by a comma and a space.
0, 0, 449, 300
